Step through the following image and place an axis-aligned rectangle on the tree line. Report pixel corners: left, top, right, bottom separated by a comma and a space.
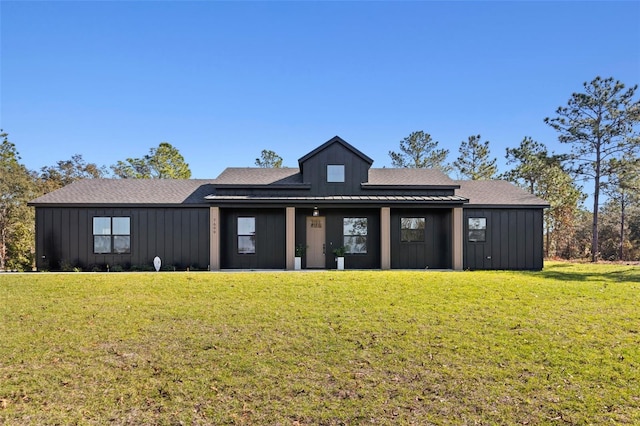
1, 76, 638, 270
0, 140, 192, 271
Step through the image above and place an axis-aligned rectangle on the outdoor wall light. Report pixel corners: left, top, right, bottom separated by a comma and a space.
313, 206, 319, 217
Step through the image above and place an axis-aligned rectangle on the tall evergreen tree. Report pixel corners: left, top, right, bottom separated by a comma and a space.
545, 76, 640, 261
111, 142, 191, 179
255, 150, 283, 168
453, 134, 497, 180
389, 131, 451, 173
503, 137, 554, 193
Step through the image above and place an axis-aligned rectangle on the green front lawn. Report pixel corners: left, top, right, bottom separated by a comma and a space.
1, 262, 638, 424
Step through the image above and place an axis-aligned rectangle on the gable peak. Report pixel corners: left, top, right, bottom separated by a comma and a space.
298, 136, 373, 168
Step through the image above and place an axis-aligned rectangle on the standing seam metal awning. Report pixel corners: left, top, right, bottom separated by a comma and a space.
204, 194, 469, 203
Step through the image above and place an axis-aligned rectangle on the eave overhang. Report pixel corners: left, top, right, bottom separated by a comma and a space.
464, 203, 550, 209
27, 203, 210, 208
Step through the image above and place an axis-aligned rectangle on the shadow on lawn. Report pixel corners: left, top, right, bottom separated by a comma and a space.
540, 263, 640, 284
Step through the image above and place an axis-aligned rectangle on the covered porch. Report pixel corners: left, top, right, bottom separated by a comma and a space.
207, 197, 466, 271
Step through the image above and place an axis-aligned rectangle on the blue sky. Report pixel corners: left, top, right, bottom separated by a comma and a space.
2, 1, 639, 184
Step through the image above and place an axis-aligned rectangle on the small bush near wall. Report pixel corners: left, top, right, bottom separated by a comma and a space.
130, 264, 155, 272
44, 262, 208, 272
58, 260, 83, 272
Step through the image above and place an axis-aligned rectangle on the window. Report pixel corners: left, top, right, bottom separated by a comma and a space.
327, 165, 345, 182
343, 217, 367, 254
468, 217, 487, 242
401, 217, 425, 242
93, 217, 130, 254
237, 217, 256, 254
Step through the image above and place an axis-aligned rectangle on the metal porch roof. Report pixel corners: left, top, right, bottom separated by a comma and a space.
205, 194, 468, 204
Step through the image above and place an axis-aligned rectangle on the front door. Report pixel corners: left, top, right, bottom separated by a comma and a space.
306, 217, 326, 268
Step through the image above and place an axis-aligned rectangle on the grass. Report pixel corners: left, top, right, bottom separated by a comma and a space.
0, 262, 638, 425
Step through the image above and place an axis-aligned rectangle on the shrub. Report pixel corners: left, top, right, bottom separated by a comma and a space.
59, 260, 76, 272
131, 264, 155, 272
90, 264, 103, 272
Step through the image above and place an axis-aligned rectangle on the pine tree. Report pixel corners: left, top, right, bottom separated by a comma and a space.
111, 142, 192, 179
453, 135, 497, 180
389, 131, 451, 173
255, 150, 283, 168
545, 76, 640, 261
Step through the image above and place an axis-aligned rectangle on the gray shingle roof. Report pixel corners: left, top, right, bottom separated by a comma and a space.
213, 167, 457, 187
28, 174, 548, 208
366, 168, 457, 187
29, 179, 216, 205
214, 168, 302, 185
456, 180, 549, 207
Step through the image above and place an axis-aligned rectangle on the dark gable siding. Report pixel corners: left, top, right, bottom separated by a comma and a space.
220, 208, 286, 269
390, 208, 452, 269
463, 208, 544, 271
34, 207, 209, 271
300, 143, 370, 196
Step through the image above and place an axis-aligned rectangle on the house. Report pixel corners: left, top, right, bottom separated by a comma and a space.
29, 136, 549, 271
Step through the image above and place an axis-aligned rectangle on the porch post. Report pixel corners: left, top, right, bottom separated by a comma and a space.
381, 207, 391, 270
286, 207, 295, 270
452, 207, 463, 271
209, 206, 220, 271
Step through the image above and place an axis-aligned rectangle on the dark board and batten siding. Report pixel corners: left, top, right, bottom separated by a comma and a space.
300, 143, 370, 196
220, 208, 286, 269
34, 207, 210, 271
463, 208, 544, 271
294, 208, 381, 269
390, 208, 452, 269
327, 208, 380, 270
